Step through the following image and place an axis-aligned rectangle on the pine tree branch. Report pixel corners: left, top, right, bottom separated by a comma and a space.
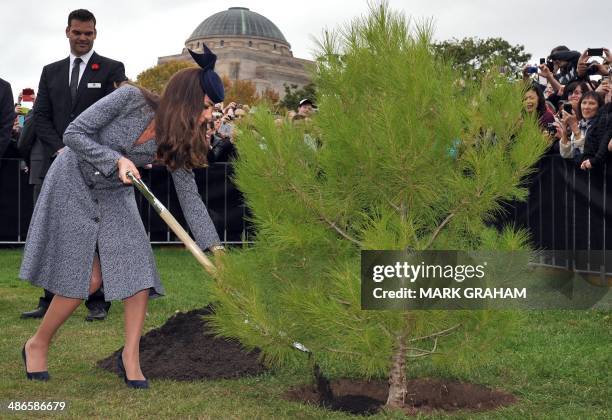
423, 212, 455, 249
384, 194, 409, 224
407, 336, 439, 354
407, 351, 443, 358
399, 201, 408, 223
271, 272, 288, 283
327, 220, 363, 246
325, 347, 364, 356
288, 183, 364, 247
386, 198, 402, 213
332, 297, 352, 306
408, 324, 461, 342
407, 336, 442, 357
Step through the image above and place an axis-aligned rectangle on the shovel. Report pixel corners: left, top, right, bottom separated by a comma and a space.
127, 171, 311, 354
126, 171, 216, 274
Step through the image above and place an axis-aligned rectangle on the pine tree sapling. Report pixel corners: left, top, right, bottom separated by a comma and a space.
208, 2, 548, 410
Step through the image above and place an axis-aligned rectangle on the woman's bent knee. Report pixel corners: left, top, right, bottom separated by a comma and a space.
88, 278, 102, 295
89, 254, 103, 295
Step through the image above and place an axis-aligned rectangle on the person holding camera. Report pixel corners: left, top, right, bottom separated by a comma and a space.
557, 91, 604, 160
577, 48, 610, 80
537, 46, 581, 108
563, 81, 591, 115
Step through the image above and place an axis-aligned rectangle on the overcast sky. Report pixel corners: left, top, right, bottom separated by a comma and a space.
1, 0, 610, 101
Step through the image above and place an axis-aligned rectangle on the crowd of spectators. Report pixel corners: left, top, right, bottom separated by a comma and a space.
523, 46, 612, 169
4, 45, 611, 172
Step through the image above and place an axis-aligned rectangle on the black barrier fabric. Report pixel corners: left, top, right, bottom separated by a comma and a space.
491, 154, 612, 275
0, 156, 610, 274
0, 159, 251, 245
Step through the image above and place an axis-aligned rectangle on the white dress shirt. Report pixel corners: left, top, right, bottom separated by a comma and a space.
68, 49, 95, 86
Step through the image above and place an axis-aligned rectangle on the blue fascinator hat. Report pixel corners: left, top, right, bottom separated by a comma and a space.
188, 44, 225, 103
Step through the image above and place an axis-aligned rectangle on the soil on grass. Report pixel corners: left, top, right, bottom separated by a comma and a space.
97, 306, 266, 380
284, 378, 517, 416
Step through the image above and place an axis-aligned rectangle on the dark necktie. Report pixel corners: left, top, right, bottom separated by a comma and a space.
70, 57, 82, 103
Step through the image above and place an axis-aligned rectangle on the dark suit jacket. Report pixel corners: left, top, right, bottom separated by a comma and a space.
17, 112, 36, 167
0, 77, 15, 159
31, 52, 126, 183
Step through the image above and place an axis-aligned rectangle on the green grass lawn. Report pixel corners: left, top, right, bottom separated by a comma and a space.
0, 247, 610, 419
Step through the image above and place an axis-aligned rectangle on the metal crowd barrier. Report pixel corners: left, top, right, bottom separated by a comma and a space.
1, 155, 610, 276
495, 154, 612, 276
0, 158, 251, 246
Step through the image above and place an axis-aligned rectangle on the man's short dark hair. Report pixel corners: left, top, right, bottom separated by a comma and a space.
68, 9, 96, 27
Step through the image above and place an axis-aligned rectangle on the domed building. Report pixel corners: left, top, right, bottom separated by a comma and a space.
158, 7, 313, 99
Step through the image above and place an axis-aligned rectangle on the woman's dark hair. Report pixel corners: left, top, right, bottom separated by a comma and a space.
564, 80, 590, 100
525, 83, 547, 117
153, 68, 210, 171
68, 9, 96, 27
577, 91, 604, 120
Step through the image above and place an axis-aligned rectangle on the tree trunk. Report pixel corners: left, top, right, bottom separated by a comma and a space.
313, 363, 334, 407
385, 326, 408, 408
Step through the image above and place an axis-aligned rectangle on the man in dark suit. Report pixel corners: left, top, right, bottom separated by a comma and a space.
0, 78, 15, 159
22, 9, 127, 321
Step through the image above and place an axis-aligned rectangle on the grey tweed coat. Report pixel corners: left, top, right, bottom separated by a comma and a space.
19, 85, 220, 301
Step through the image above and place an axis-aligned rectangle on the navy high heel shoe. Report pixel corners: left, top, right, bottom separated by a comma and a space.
116, 352, 148, 389
21, 345, 50, 381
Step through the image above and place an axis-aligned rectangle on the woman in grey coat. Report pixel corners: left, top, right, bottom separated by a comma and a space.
21, 47, 225, 388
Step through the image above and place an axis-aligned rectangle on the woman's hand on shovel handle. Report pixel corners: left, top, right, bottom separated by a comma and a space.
117, 157, 140, 185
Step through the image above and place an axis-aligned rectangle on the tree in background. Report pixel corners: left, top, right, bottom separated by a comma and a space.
208, 2, 548, 410
432, 37, 531, 80
259, 87, 280, 107
222, 75, 259, 105
279, 82, 317, 111
222, 75, 281, 108
135, 61, 196, 94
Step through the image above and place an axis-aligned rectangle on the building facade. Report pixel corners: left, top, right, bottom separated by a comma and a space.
158, 7, 313, 98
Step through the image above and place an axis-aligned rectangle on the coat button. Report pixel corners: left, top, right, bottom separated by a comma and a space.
93, 217, 100, 223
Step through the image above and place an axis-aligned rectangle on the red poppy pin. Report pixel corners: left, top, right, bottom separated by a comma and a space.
91, 63, 100, 71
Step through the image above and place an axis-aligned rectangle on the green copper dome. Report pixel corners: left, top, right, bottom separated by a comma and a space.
188, 7, 288, 44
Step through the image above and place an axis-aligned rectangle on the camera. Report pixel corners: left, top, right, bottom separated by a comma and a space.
539, 58, 554, 72
563, 103, 573, 114
587, 48, 604, 57
585, 64, 600, 76
526, 66, 538, 74
546, 122, 557, 136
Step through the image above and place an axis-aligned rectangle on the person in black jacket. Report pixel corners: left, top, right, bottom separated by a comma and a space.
0, 78, 15, 159
580, 102, 612, 170
21, 9, 127, 321
17, 111, 36, 171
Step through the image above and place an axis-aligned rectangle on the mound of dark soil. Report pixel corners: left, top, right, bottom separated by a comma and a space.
97, 306, 266, 380
284, 378, 517, 416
